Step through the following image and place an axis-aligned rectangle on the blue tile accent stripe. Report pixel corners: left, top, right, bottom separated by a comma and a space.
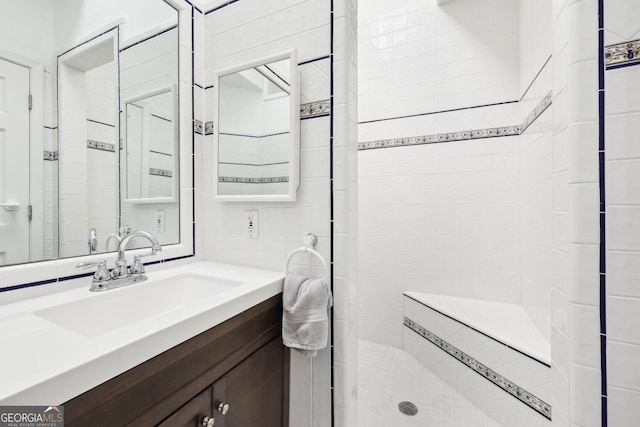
599, 2, 608, 426
358, 92, 551, 151
404, 317, 552, 420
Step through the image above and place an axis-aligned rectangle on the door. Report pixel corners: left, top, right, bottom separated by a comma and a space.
157, 387, 213, 427
0, 58, 30, 266
212, 337, 286, 427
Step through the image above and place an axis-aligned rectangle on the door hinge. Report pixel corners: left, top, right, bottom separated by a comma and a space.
28, 205, 32, 221
28, 94, 33, 110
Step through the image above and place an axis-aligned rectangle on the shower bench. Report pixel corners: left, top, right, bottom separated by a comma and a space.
403, 292, 552, 427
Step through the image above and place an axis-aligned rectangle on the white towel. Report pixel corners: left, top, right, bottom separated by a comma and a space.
282, 272, 333, 357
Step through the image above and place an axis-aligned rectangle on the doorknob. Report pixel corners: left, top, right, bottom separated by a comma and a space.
0, 201, 20, 211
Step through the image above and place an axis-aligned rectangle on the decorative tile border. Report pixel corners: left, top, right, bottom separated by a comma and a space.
520, 92, 553, 133
149, 168, 172, 177
404, 317, 552, 420
218, 176, 289, 184
194, 119, 204, 134
205, 121, 214, 135
43, 151, 59, 161
301, 100, 330, 118
87, 140, 116, 152
605, 39, 640, 68
358, 91, 552, 151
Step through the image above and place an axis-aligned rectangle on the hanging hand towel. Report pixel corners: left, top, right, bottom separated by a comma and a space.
282, 272, 333, 357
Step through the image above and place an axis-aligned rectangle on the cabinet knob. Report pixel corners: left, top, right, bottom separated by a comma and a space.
217, 402, 230, 415
202, 416, 215, 427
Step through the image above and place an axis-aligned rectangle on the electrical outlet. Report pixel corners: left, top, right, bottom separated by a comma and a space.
155, 210, 166, 233
247, 210, 259, 238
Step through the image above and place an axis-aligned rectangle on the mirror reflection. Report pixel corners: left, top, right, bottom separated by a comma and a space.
0, 0, 180, 267
124, 87, 177, 201
217, 55, 299, 200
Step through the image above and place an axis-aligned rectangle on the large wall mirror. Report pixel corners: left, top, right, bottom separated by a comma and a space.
215, 50, 300, 202
0, 0, 192, 275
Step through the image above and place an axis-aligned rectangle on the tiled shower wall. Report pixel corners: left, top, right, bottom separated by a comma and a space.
201, 0, 358, 426
552, 0, 640, 425
358, 0, 554, 347
358, 0, 519, 122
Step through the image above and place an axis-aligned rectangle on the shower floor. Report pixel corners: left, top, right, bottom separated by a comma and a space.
358, 340, 502, 427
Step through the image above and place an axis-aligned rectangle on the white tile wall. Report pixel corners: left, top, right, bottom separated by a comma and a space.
551, 1, 570, 423
358, 0, 519, 123
204, 0, 358, 425
604, 1, 640, 422
359, 135, 532, 347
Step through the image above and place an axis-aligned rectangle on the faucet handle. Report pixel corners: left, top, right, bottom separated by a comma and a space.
129, 250, 159, 275
76, 260, 111, 281
130, 255, 146, 275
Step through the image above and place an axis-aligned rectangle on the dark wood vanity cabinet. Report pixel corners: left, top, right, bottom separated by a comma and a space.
63, 295, 289, 427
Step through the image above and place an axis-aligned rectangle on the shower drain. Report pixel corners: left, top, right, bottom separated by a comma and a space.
398, 401, 418, 416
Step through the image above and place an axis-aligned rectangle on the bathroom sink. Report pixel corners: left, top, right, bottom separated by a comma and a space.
34, 273, 242, 337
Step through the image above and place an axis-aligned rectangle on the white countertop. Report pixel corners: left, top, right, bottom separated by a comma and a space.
0, 261, 284, 404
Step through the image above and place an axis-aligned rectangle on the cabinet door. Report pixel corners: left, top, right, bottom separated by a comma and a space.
212, 337, 286, 427
157, 387, 212, 427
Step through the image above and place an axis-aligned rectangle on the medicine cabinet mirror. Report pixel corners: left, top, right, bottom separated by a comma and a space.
215, 50, 300, 202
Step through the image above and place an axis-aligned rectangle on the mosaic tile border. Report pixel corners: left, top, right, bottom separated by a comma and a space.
605, 39, 640, 68
301, 100, 330, 118
194, 119, 204, 134
205, 121, 214, 135
87, 140, 116, 152
149, 168, 172, 177
43, 151, 59, 161
520, 92, 553, 134
404, 317, 552, 420
358, 92, 552, 150
218, 176, 289, 184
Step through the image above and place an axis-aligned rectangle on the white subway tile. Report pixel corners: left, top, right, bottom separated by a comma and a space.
605, 112, 640, 161
606, 65, 640, 116
568, 122, 599, 184
568, 183, 599, 244
607, 206, 640, 251
607, 251, 640, 299
604, 0, 640, 43
567, 0, 598, 64
568, 303, 601, 369
607, 296, 640, 345
569, 363, 601, 427
569, 243, 599, 305
608, 386, 640, 427
607, 340, 640, 392
567, 60, 599, 123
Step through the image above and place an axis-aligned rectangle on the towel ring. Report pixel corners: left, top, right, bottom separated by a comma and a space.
285, 246, 329, 283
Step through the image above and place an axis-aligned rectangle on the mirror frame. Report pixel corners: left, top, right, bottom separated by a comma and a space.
214, 49, 300, 202
122, 84, 179, 204
0, 0, 194, 291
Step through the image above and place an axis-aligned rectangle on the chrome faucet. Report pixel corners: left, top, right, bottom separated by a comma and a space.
76, 230, 162, 292
113, 230, 162, 278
